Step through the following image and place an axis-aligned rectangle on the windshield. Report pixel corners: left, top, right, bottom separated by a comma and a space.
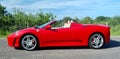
35, 20, 56, 28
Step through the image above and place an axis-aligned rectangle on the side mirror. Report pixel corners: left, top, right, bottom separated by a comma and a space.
45, 25, 51, 30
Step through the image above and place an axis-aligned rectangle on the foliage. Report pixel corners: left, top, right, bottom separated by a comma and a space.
0, 4, 120, 37
80, 16, 92, 24
0, 4, 56, 37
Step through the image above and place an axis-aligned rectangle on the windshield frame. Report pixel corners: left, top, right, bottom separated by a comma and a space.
35, 20, 56, 28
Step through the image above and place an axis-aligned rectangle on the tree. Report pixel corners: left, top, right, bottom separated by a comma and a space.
109, 16, 120, 26
73, 17, 79, 22
0, 4, 7, 28
0, 4, 7, 16
81, 16, 92, 24
0, 4, 13, 31
62, 16, 73, 24
12, 9, 56, 30
95, 16, 106, 21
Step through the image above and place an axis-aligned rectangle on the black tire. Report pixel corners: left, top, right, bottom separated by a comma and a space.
89, 33, 104, 49
20, 34, 38, 51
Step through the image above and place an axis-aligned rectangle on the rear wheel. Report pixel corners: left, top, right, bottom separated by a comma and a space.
89, 33, 104, 49
21, 34, 38, 50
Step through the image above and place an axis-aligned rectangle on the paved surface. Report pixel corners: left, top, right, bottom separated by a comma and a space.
0, 37, 120, 59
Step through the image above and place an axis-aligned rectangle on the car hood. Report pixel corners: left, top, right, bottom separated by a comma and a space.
15, 27, 39, 34
18, 27, 35, 31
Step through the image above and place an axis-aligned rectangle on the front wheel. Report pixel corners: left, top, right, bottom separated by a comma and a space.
21, 34, 38, 50
89, 33, 104, 49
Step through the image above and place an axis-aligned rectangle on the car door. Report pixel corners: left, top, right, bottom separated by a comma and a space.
39, 26, 84, 46
38, 27, 75, 46
49, 27, 85, 46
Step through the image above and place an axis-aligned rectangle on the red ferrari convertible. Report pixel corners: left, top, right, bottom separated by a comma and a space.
7, 20, 110, 50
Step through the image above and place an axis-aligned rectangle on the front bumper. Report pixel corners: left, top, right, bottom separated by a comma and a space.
7, 33, 20, 47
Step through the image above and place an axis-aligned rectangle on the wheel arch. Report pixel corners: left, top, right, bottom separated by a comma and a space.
19, 33, 40, 48
88, 32, 105, 44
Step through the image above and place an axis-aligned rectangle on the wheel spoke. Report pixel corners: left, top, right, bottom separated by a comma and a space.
27, 36, 30, 41
94, 42, 99, 46
97, 35, 101, 40
23, 41, 27, 44
25, 45, 30, 49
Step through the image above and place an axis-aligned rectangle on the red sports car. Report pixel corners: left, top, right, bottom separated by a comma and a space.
7, 20, 110, 50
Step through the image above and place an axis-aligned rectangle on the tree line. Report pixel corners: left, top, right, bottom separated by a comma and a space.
0, 4, 120, 36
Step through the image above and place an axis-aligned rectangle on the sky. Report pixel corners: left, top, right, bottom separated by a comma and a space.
1, 0, 120, 19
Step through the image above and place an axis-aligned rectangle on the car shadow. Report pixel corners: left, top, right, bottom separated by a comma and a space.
38, 46, 89, 51
103, 40, 120, 49
36, 40, 120, 51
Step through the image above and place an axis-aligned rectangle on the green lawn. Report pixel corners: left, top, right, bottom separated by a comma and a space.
110, 25, 120, 36
0, 35, 8, 38
0, 31, 12, 38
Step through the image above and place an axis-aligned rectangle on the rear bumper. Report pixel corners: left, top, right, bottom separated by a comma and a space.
104, 28, 110, 44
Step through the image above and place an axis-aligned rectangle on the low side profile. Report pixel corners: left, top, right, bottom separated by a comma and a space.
7, 20, 110, 50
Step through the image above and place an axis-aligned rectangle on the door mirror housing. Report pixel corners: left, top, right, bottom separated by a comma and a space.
45, 25, 51, 30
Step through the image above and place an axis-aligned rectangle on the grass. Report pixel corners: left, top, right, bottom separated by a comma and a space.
110, 25, 120, 36
0, 35, 8, 38
0, 30, 12, 38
